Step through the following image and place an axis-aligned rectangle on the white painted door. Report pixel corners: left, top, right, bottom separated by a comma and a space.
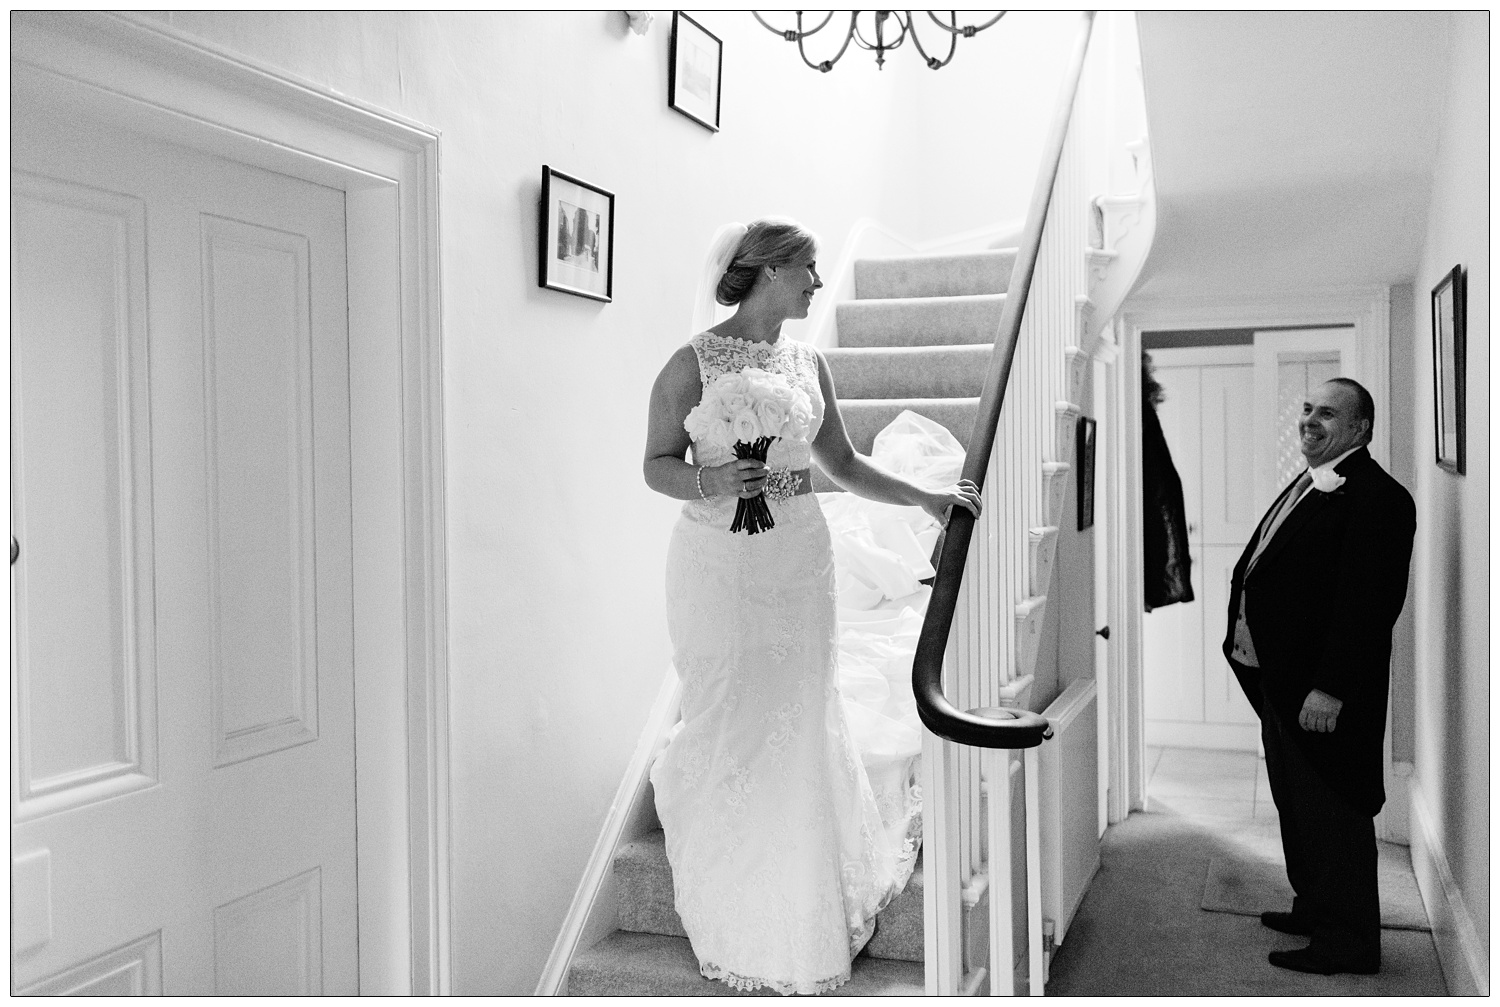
12, 110, 357, 994
1197, 364, 1259, 728
1142, 346, 1257, 749
1141, 362, 1203, 728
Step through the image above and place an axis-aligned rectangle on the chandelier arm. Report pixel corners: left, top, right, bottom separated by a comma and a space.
923, 10, 1007, 35
753, 10, 835, 40
908, 11, 958, 68
799, 11, 859, 71
851, 9, 910, 52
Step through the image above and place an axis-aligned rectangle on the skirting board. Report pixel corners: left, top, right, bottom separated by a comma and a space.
1144, 720, 1259, 752
534, 666, 681, 996
1410, 779, 1487, 996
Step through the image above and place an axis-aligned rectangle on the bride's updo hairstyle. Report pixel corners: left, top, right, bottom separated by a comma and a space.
715, 218, 818, 307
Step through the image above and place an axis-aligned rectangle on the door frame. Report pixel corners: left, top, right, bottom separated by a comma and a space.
12, 12, 452, 994
1111, 287, 1394, 835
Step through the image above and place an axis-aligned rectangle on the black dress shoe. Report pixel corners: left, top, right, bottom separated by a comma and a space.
1260, 910, 1313, 936
1268, 947, 1379, 975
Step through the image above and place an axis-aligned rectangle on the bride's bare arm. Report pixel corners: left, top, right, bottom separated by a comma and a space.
809, 351, 981, 525
644, 346, 767, 501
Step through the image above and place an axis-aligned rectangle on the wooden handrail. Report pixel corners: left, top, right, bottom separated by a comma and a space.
912, 11, 1096, 749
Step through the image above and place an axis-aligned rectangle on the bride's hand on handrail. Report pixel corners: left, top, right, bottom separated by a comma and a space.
919, 479, 982, 527
703, 458, 768, 499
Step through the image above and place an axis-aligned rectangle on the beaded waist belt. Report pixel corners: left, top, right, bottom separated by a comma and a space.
764, 467, 813, 504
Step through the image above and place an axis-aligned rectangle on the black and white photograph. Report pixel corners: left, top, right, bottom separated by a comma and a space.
539, 165, 614, 301
9, 10, 1484, 999
669, 10, 722, 131
1077, 415, 1097, 530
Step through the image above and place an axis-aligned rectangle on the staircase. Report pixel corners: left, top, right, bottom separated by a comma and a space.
565, 248, 1024, 996
569, 831, 926, 995
818, 249, 1015, 478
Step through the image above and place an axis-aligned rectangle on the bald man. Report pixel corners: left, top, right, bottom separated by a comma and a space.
1222, 378, 1415, 976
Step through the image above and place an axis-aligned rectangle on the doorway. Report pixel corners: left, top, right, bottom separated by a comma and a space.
1128, 316, 1380, 834
12, 13, 450, 994
1139, 326, 1359, 807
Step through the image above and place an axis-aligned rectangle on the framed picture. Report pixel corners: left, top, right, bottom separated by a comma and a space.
669, 11, 722, 132
1077, 415, 1097, 531
539, 165, 614, 302
1431, 264, 1466, 474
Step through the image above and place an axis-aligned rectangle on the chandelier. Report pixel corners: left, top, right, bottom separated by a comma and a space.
751, 11, 1007, 72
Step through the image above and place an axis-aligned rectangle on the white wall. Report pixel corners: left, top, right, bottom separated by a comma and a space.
1409, 11, 1488, 994
135, 10, 1081, 993
1387, 282, 1417, 765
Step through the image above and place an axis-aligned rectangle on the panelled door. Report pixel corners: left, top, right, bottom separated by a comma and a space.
1142, 346, 1258, 749
12, 106, 357, 994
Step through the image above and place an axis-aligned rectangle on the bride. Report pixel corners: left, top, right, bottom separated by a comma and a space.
642, 218, 981, 994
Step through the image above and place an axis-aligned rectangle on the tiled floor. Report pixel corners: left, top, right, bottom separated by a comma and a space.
1144, 744, 1271, 819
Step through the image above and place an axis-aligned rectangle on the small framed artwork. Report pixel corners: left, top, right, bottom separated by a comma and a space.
1077, 415, 1097, 531
539, 165, 614, 302
1431, 264, 1466, 474
669, 11, 722, 132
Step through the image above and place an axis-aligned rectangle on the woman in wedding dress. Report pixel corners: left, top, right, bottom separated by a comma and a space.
642, 219, 981, 994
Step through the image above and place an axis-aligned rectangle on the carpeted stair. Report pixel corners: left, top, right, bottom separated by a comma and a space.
567, 248, 1021, 996
816, 249, 1015, 489
567, 830, 927, 995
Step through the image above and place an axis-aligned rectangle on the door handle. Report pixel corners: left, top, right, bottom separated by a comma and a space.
10, 536, 16, 566
1096, 625, 1110, 640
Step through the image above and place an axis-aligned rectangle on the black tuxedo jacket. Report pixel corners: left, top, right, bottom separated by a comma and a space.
1221, 447, 1415, 816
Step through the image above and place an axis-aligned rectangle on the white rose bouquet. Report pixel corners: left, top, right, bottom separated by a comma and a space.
684, 367, 814, 534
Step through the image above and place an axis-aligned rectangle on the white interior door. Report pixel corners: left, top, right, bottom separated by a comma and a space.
12, 109, 357, 994
1197, 363, 1259, 728
1142, 346, 1257, 749
1141, 361, 1203, 728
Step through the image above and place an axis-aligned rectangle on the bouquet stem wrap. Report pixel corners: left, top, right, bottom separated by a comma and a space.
729, 435, 777, 535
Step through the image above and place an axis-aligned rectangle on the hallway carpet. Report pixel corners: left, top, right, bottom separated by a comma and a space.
1045, 747, 1448, 996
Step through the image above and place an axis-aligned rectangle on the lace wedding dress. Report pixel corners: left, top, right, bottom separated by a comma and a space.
651, 331, 921, 995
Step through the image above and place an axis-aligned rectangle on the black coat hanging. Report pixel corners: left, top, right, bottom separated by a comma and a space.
1142, 356, 1194, 611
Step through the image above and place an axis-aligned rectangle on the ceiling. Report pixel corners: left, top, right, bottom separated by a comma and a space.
1132, 11, 1455, 297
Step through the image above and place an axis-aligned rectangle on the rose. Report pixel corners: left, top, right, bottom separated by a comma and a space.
1308, 468, 1345, 493
755, 397, 788, 438
683, 401, 713, 443
786, 394, 813, 441
731, 409, 763, 443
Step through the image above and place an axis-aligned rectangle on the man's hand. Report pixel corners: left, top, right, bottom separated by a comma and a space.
1298, 689, 1343, 733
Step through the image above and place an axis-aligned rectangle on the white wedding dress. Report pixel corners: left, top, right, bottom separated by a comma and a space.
651, 331, 923, 995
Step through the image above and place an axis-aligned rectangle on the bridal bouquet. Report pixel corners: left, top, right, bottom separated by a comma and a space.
684, 367, 814, 534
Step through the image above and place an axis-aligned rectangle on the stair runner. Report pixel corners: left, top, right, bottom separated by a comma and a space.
567, 249, 1016, 996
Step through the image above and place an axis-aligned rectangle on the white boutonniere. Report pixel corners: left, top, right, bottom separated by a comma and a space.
1309, 468, 1346, 493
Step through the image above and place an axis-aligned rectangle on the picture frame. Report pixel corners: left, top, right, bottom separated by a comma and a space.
1077, 415, 1097, 531
669, 11, 722, 132
538, 165, 614, 302
1430, 264, 1466, 474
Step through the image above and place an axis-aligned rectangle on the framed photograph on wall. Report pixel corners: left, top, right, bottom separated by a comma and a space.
1077, 415, 1097, 531
669, 11, 722, 132
1431, 264, 1466, 474
539, 165, 614, 302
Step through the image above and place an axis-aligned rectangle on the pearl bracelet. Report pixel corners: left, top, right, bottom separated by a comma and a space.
695, 465, 709, 500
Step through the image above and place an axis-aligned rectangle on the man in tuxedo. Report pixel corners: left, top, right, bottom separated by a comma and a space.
1222, 377, 1415, 976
